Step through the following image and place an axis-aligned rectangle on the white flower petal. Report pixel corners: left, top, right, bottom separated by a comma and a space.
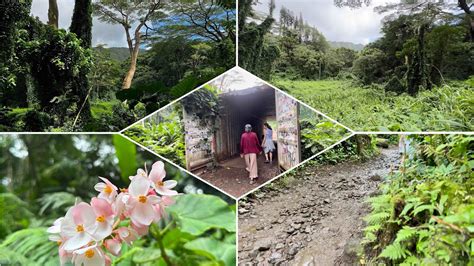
129, 176, 150, 197
63, 232, 93, 251
163, 180, 177, 189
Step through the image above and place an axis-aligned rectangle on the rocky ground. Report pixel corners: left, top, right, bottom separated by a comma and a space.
238, 147, 400, 265
197, 155, 280, 198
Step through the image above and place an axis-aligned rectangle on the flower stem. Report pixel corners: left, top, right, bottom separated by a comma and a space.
152, 223, 174, 266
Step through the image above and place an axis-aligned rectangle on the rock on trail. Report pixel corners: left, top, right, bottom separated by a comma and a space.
238, 147, 400, 266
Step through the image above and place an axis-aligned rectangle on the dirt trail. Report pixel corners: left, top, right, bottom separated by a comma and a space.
238, 147, 400, 265
197, 155, 280, 198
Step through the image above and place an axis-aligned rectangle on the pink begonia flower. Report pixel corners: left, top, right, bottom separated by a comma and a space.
73, 244, 105, 266
113, 192, 129, 218
47, 217, 63, 235
94, 177, 118, 203
90, 197, 115, 241
131, 221, 149, 236
61, 202, 96, 251
154, 196, 175, 222
49, 161, 178, 266
126, 175, 161, 226
49, 235, 72, 265
104, 238, 121, 256
116, 227, 138, 245
148, 161, 178, 196
129, 168, 147, 180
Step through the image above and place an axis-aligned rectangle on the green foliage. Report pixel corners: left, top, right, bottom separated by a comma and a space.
1, 0, 235, 132
0, 193, 33, 239
168, 194, 236, 236
275, 79, 474, 131
0, 228, 58, 266
184, 237, 236, 266
362, 134, 474, 265
182, 86, 220, 130
352, 48, 387, 84
238, 0, 278, 79
300, 117, 349, 159
110, 194, 236, 265
0, 135, 236, 265
124, 108, 186, 168
113, 135, 138, 182
38, 192, 77, 217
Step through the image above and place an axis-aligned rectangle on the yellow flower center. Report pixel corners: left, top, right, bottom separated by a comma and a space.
57, 240, 62, 246
156, 181, 164, 187
96, 215, 105, 223
138, 195, 147, 203
76, 224, 84, 232
85, 249, 95, 258
104, 185, 113, 195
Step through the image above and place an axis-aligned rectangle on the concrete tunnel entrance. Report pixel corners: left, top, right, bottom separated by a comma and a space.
214, 85, 277, 162
183, 84, 302, 196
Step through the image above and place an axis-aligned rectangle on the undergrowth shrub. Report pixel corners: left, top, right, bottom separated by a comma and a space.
362, 134, 474, 265
124, 110, 186, 168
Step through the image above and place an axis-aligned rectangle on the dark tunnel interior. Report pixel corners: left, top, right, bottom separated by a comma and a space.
215, 85, 277, 160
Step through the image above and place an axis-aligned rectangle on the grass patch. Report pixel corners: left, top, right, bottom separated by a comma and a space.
273, 78, 474, 131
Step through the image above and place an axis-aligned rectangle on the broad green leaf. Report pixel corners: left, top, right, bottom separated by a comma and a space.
113, 135, 137, 182
168, 194, 236, 235
184, 237, 236, 266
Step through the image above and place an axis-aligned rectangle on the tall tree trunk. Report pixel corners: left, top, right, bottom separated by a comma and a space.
407, 24, 428, 95
122, 29, 141, 90
70, 0, 93, 125
48, 0, 58, 28
70, 0, 92, 47
458, 0, 474, 41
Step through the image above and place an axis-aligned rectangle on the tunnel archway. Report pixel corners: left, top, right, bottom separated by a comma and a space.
215, 85, 277, 161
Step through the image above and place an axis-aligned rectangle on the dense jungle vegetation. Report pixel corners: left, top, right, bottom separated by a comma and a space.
239, 0, 473, 131
125, 104, 187, 168
0, 135, 236, 265
0, 0, 235, 132
363, 134, 473, 264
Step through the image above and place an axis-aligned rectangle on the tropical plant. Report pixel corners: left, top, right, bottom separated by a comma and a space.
362, 134, 474, 265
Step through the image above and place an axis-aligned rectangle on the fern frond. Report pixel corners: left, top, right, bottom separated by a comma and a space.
38, 192, 77, 215
378, 242, 411, 261
364, 212, 391, 225
395, 227, 417, 243
364, 224, 381, 233
0, 228, 59, 266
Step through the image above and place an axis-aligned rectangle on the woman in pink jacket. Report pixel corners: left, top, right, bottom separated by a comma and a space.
240, 124, 262, 184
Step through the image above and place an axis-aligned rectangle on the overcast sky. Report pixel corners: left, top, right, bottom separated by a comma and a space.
30, 0, 395, 47
31, 0, 128, 47
255, 0, 397, 45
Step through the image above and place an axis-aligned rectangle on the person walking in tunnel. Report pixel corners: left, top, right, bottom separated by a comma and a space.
240, 124, 262, 184
262, 122, 276, 164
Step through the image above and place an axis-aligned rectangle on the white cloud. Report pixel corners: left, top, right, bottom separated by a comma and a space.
255, 0, 397, 44
30, 0, 128, 47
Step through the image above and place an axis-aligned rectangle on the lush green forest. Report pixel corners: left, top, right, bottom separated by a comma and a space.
0, 0, 235, 132
0, 135, 236, 265
239, 0, 473, 131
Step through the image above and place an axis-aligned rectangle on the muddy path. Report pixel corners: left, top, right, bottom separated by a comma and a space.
197, 155, 280, 198
238, 147, 400, 265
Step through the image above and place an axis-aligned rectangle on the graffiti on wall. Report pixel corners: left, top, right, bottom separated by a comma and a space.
276, 91, 300, 170
183, 111, 214, 170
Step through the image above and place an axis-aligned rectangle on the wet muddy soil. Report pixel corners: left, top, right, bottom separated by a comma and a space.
197, 154, 280, 198
238, 147, 400, 265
